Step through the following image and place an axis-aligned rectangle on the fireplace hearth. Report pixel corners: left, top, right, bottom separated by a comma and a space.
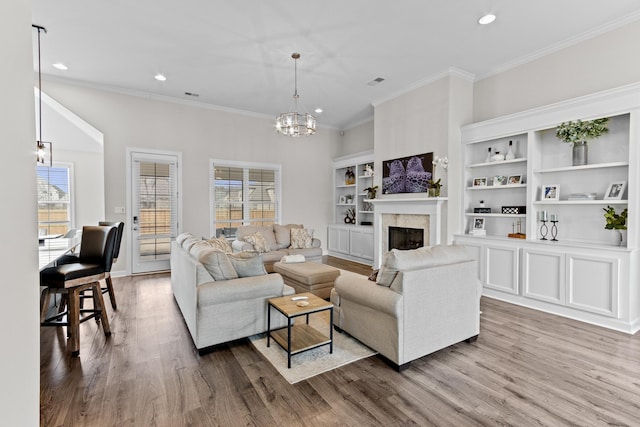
389, 226, 424, 250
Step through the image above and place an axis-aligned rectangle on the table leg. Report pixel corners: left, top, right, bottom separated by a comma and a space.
329, 307, 334, 354
267, 303, 272, 348
287, 318, 292, 369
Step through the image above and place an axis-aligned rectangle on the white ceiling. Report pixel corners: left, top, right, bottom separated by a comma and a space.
31, 1, 640, 130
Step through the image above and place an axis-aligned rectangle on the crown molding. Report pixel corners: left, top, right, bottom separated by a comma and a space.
477, 10, 640, 81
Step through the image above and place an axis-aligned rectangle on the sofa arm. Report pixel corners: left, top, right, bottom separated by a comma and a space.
232, 239, 253, 252
334, 274, 401, 318
197, 273, 286, 307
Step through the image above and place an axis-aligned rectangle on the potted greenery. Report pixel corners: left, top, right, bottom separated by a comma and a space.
427, 179, 442, 197
603, 205, 627, 246
364, 185, 378, 199
555, 117, 609, 166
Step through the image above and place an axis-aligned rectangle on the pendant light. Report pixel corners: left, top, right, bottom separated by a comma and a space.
33, 24, 52, 166
275, 53, 316, 137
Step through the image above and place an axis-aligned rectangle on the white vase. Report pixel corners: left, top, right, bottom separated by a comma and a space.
617, 229, 627, 247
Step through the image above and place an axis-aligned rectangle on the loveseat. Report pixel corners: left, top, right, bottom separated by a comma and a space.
330, 245, 481, 370
232, 224, 322, 272
170, 233, 294, 353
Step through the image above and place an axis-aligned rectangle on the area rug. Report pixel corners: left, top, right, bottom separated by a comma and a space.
249, 290, 376, 384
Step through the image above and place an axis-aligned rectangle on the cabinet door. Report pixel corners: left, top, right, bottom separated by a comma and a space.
485, 244, 519, 294
522, 248, 565, 304
566, 253, 619, 317
350, 228, 373, 260
328, 226, 349, 254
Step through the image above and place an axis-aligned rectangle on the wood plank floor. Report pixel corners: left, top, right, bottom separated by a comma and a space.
40, 257, 640, 426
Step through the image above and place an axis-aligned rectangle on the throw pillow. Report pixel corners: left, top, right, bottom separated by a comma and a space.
290, 228, 313, 249
176, 232, 194, 246
228, 252, 267, 277
243, 232, 270, 253
189, 240, 214, 258
273, 224, 303, 249
198, 249, 238, 281
207, 236, 233, 254
237, 225, 277, 251
376, 251, 399, 287
368, 269, 379, 281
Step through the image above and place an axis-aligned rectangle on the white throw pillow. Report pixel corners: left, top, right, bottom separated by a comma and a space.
290, 228, 313, 249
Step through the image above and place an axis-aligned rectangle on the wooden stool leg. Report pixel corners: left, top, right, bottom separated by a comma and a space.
40, 288, 51, 323
92, 282, 111, 337
105, 276, 117, 310
68, 287, 81, 357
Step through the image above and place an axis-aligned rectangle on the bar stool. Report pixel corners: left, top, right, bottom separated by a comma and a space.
40, 225, 117, 356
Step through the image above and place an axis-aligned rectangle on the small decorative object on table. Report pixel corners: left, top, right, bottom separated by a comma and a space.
364, 185, 378, 199
508, 219, 526, 239
427, 179, 441, 197
505, 140, 516, 160
502, 206, 526, 215
539, 211, 549, 240
364, 164, 374, 177
555, 117, 609, 166
550, 214, 559, 241
344, 208, 356, 224
345, 167, 355, 185
474, 200, 491, 213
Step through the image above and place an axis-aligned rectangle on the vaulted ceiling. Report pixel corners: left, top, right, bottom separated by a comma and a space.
31, 1, 640, 130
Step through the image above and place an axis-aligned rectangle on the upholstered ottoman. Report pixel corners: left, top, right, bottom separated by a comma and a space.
272, 262, 340, 299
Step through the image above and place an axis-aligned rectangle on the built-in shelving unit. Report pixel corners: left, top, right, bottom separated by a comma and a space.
454, 83, 640, 334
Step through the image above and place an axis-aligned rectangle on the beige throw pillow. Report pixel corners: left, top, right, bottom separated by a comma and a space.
243, 232, 270, 253
228, 252, 267, 277
207, 236, 233, 254
290, 228, 313, 249
273, 224, 303, 249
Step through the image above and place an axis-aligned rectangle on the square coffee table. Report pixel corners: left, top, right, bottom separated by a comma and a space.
267, 292, 333, 368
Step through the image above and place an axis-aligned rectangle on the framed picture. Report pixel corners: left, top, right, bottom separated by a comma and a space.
604, 181, 626, 200
542, 184, 559, 201
493, 175, 507, 186
473, 177, 487, 187
507, 175, 522, 185
382, 152, 433, 194
473, 217, 485, 230
338, 195, 346, 204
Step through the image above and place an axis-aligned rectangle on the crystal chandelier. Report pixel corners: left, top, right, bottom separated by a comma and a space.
275, 53, 316, 137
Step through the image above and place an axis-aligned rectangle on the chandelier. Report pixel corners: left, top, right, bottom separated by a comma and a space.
275, 53, 316, 137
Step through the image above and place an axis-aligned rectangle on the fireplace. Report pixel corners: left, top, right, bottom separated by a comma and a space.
389, 226, 424, 250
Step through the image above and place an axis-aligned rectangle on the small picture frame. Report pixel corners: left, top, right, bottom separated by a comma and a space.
542, 184, 560, 201
473, 217, 485, 230
338, 195, 346, 204
604, 181, 626, 200
473, 177, 488, 187
507, 175, 522, 185
493, 175, 507, 186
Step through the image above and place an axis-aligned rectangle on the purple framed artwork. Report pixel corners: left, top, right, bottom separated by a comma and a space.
382, 152, 433, 194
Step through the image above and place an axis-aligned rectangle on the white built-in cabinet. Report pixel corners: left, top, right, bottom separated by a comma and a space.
454, 84, 640, 334
328, 151, 375, 264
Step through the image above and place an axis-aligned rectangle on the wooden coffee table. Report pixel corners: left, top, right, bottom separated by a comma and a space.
267, 292, 333, 368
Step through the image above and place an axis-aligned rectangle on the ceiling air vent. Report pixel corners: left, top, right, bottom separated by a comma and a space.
367, 77, 385, 86
184, 92, 200, 97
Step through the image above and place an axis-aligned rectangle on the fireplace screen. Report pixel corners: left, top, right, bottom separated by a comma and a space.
388, 226, 424, 251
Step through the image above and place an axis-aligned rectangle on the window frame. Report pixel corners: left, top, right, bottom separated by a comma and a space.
37, 161, 75, 236
209, 159, 281, 240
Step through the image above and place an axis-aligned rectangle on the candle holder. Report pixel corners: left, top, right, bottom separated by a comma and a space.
551, 220, 558, 241
539, 220, 549, 240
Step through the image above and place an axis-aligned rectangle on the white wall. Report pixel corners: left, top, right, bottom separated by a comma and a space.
41, 80, 341, 274
339, 120, 374, 157
474, 19, 640, 122
0, 0, 40, 424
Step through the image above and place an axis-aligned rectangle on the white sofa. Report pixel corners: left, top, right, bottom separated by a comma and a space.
170, 239, 294, 353
330, 245, 482, 370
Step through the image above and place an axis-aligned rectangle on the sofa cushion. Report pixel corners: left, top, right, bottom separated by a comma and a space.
273, 224, 303, 249
377, 245, 473, 287
237, 225, 277, 251
207, 236, 233, 254
290, 228, 313, 249
182, 236, 201, 252
243, 232, 270, 253
228, 252, 267, 277
198, 249, 239, 281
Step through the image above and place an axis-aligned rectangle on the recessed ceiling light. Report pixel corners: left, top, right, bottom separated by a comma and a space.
315, 108, 323, 114
154, 74, 167, 81
478, 14, 496, 25
52, 62, 68, 71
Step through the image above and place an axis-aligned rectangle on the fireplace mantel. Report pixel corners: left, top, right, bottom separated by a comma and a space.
369, 196, 447, 267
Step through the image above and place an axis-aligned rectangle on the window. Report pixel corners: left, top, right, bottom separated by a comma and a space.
37, 163, 73, 236
210, 160, 281, 239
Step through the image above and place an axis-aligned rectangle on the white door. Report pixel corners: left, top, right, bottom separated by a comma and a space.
129, 150, 180, 274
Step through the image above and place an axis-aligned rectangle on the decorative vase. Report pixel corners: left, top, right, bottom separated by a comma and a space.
428, 187, 440, 197
572, 141, 588, 166
615, 229, 627, 247
345, 167, 355, 185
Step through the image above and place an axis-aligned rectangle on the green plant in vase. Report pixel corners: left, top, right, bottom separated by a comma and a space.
364, 185, 378, 199
603, 205, 628, 246
427, 179, 442, 197
555, 117, 609, 166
